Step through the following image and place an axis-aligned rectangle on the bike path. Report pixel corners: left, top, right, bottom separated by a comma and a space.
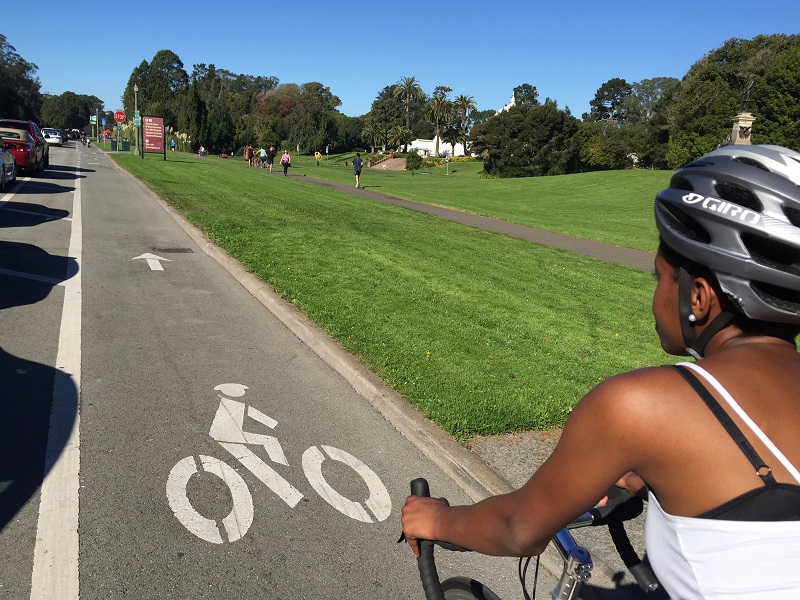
123, 160, 660, 598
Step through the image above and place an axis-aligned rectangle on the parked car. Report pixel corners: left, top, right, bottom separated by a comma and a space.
0, 135, 16, 191
0, 128, 44, 173
42, 127, 63, 147
0, 118, 49, 168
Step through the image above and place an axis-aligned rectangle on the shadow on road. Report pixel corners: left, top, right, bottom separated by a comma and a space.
0, 242, 78, 303
0, 239, 79, 530
0, 347, 78, 531
0, 201, 70, 226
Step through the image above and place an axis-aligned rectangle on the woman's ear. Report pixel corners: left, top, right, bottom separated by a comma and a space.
691, 276, 722, 323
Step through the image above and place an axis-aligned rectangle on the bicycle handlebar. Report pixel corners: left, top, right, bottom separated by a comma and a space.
564, 486, 660, 594
406, 478, 659, 598
410, 478, 447, 600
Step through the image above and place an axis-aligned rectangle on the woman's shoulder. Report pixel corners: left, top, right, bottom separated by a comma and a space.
592, 364, 681, 398
573, 365, 687, 425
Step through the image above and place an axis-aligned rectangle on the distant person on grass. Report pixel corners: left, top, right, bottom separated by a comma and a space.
353, 153, 363, 188
267, 146, 276, 172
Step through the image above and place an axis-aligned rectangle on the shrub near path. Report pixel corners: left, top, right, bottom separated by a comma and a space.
111, 152, 676, 442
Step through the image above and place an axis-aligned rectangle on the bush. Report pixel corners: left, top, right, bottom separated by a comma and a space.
405, 152, 423, 174
422, 157, 444, 168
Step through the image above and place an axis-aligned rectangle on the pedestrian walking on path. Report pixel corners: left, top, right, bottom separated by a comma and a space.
353, 153, 363, 188
281, 149, 291, 176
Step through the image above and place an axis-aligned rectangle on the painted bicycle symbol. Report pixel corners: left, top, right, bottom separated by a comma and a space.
166, 383, 392, 543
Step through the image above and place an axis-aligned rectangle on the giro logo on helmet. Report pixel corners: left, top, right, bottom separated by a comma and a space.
681, 193, 761, 225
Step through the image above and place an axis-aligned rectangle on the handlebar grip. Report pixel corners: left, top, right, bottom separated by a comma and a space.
590, 489, 643, 525
411, 478, 431, 498
629, 563, 661, 594
410, 479, 446, 600
418, 541, 446, 600
607, 521, 660, 594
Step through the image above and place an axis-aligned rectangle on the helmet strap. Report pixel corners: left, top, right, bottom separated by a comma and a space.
678, 268, 735, 359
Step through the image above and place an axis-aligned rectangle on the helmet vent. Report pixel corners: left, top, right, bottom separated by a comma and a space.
784, 206, 800, 229
670, 175, 694, 191
741, 232, 800, 276
715, 181, 762, 212
733, 156, 770, 172
751, 281, 800, 316
657, 202, 711, 243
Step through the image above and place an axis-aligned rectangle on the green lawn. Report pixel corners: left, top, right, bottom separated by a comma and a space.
110, 151, 676, 442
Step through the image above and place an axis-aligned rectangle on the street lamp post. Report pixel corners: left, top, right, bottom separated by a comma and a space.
133, 84, 139, 155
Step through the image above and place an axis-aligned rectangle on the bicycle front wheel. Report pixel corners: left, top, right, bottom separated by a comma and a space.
441, 576, 502, 600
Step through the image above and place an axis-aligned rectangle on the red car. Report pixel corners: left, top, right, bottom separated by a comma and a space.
0, 118, 49, 168
0, 127, 44, 173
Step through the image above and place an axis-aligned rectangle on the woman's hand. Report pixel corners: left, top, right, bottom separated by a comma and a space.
400, 495, 450, 557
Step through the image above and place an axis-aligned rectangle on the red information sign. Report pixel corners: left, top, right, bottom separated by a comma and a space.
142, 116, 165, 154
113, 110, 126, 123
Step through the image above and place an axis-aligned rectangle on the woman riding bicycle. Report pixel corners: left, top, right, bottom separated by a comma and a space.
401, 144, 800, 598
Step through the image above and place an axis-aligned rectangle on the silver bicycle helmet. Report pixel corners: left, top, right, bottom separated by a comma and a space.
655, 144, 800, 352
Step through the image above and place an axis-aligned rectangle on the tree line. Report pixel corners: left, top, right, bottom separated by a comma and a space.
4, 33, 798, 176
473, 34, 800, 176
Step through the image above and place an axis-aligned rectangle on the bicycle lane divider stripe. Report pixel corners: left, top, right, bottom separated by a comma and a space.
30, 159, 82, 600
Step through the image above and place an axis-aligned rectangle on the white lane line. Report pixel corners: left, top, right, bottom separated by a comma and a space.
30, 161, 82, 600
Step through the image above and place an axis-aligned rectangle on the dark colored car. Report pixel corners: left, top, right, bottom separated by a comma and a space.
0, 135, 17, 191
0, 118, 49, 168
0, 127, 44, 173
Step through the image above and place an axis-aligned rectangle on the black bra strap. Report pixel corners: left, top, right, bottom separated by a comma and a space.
672, 365, 776, 485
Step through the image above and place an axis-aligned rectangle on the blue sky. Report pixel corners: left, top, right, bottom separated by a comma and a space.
8, 1, 800, 119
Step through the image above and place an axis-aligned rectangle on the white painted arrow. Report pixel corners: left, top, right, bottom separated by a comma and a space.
133, 253, 171, 271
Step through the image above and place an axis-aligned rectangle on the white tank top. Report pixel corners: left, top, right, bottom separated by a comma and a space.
646, 492, 800, 598
645, 363, 800, 598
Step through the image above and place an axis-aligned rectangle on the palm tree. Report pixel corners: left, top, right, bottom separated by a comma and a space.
427, 92, 452, 157
388, 125, 413, 152
441, 125, 460, 158
393, 76, 423, 130
360, 121, 379, 153
393, 77, 423, 151
454, 94, 477, 156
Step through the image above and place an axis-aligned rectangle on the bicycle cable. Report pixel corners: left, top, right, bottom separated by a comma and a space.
518, 555, 540, 600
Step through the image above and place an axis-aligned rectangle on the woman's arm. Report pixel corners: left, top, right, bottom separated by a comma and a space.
401, 368, 663, 557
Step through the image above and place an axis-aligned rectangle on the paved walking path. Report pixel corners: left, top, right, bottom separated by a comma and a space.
304, 174, 655, 272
